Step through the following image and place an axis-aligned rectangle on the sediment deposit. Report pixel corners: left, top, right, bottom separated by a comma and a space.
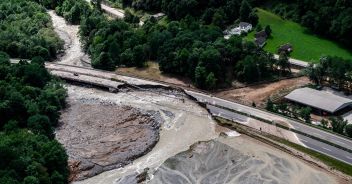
150, 137, 336, 184
56, 92, 162, 181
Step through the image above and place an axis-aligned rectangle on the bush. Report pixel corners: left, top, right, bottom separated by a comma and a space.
345, 124, 352, 138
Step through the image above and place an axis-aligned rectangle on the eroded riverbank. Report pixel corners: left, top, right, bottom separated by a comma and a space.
55, 85, 339, 184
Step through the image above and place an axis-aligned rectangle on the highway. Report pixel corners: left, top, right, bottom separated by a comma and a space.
187, 91, 352, 150
207, 104, 352, 164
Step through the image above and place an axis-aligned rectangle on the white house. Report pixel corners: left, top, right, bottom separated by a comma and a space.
224, 22, 252, 39
238, 22, 252, 32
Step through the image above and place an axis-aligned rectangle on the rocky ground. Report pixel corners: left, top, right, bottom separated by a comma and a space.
49, 10, 90, 67
56, 92, 162, 181
149, 137, 337, 184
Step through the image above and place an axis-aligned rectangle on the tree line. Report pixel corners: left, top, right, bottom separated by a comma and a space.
143, 17, 291, 89
0, 52, 68, 184
30, 0, 292, 90
122, 0, 259, 29
0, 0, 63, 60
305, 56, 352, 93
69, 0, 291, 89
265, 0, 352, 48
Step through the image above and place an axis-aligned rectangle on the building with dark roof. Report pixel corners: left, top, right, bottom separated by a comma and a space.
278, 43, 293, 53
254, 30, 268, 48
255, 31, 268, 39
255, 37, 266, 48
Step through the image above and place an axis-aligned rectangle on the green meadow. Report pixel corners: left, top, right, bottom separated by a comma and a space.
246, 9, 352, 63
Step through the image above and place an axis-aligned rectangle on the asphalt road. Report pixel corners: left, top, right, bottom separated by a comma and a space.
207, 104, 352, 164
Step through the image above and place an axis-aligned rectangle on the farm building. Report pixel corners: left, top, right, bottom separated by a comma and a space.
285, 87, 352, 115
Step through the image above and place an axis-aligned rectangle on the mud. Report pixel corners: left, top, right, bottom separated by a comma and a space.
56, 89, 162, 181
48, 10, 90, 67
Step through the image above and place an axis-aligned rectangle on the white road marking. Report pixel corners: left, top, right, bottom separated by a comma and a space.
301, 139, 308, 143
346, 156, 352, 160
322, 147, 331, 152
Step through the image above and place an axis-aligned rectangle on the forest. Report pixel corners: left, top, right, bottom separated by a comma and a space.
122, 0, 258, 28
0, 52, 68, 184
0, 0, 63, 60
0, 0, 69, 183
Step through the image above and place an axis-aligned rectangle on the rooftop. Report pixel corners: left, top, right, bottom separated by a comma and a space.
239, 22, 251, 28
255, 37, 266, 47
285, 87, 352, 113
255, 30, 267, 38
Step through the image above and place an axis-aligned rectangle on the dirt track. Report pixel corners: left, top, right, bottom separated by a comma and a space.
216, 77, 310, 107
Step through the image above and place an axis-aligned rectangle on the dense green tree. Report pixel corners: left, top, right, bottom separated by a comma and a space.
0, 131, 68, 184
330, 116, 348, 134
132, 45, 147, 67
345, 124, 352, 138
265, 25, 272, 36
0, 0, 63, 60
92, 52, 115, 70
266, 98, 274, 111
124, 10, 140, 24
299, 107, 312, 123
205, 72, 217, 89
240, 0, 252, 22
277, 52, 291, 75
194, 65, 207, 88
27, 114, 53, 138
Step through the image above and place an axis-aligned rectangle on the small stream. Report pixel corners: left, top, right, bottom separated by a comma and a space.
48, 10, 91, 67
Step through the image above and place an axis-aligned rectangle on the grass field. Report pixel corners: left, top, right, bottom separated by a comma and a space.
246, 9, 352, 63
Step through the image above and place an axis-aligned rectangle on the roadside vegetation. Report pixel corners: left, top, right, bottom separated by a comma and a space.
0, 0, 63, 60
0, 52, 68, 183
246, 9, 352, 62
